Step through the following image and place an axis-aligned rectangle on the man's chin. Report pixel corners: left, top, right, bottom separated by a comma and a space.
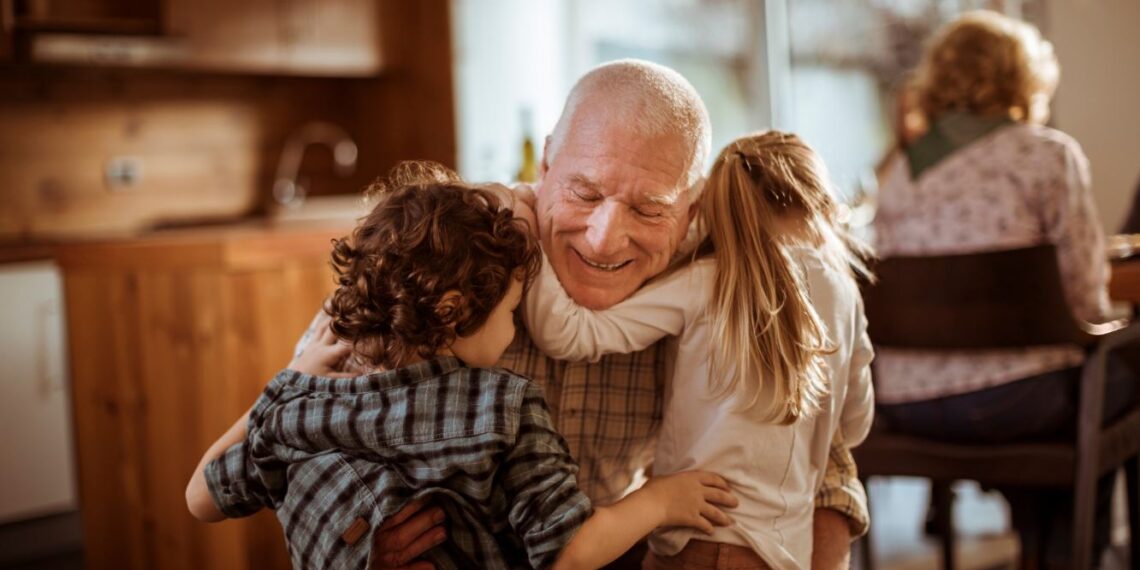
563, 281, 636, 311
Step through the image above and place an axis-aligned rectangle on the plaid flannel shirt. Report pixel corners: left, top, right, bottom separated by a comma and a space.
294, 317, 870, 537
205, 357, 591, 569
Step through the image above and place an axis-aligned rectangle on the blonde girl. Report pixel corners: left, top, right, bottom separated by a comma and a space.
524, 131, 875, 570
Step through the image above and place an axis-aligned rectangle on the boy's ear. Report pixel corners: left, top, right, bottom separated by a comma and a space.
434, 290, 465, 325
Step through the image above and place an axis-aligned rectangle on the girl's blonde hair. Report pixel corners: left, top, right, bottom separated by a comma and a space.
699, 131, 872, 424
912, 10, 1059, 124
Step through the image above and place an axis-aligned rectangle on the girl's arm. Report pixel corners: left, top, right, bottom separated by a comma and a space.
523, 255, 714, 362
503, 383, 736, 569
552, 471, 738, 570
841, 326, 876, 447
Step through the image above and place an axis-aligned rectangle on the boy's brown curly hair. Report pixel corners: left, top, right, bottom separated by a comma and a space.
325, 162, 540, 370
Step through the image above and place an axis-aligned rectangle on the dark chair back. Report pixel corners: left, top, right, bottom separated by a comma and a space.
863, 244, 1094, 349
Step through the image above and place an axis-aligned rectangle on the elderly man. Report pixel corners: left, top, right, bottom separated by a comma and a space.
304, 60, 868, 569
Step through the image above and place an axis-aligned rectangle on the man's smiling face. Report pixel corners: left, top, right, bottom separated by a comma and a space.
535, 114, 695, 310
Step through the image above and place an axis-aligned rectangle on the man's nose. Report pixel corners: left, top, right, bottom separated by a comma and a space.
584, 201, 630, 256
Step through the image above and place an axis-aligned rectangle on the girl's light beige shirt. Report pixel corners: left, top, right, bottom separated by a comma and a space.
873, 123, 1111, 404
523, 246, 874, 570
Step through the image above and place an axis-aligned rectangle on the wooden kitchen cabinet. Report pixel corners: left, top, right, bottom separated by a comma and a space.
19, 0, 382, 76
0, 0, 13, 61
0, 261, 77, 524
55, 222, 348, 570
163, 0, 383, 76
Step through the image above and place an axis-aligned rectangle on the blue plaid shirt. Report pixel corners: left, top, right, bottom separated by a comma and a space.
205, 357, 592, 569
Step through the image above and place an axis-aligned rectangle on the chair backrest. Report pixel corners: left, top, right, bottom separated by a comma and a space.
863, 244, 1094, 349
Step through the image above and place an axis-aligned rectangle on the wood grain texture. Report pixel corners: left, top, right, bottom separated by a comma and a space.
165, 0, 382, 76
59, 225, 340, 569
0, 70, 357, 240
0, 0, 455, 243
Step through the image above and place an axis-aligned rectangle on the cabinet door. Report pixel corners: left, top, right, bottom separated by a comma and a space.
165, 0, 284, 73
1, 0, 12, 61
0, 261, 77, 523
166, 0, 381, 76
278, 0, 381, 76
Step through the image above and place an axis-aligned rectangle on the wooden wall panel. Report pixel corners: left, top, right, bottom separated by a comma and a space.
0, 0, 455, 243
0, 71, 364, 240
356, 0, 456, 176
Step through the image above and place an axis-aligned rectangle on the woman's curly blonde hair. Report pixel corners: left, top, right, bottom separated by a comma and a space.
912, 10, 1059, 124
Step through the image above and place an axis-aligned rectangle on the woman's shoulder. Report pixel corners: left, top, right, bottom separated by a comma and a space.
997, 122, 1086, 158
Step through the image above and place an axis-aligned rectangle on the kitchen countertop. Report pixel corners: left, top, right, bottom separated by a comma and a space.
1, 217, 356, 270
2, 194, 372, 267
56, 218, 355, 270
0, 242, 62, 264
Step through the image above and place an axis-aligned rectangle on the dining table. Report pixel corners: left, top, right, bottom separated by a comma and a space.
1109, 234, 1140, 304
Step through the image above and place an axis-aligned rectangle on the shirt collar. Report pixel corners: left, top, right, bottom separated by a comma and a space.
906, 111, 1015, 179
278, 356, 465, 393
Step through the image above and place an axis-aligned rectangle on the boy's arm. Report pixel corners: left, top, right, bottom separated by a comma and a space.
553, 471, 737, 570
185, 408, 252, 522
187, 308, 346, 523
523, 255, 712, 362
499, 385, 591, 568
503, 384, 736, 570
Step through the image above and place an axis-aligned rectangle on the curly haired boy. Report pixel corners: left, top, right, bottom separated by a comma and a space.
185, 163, 736, 570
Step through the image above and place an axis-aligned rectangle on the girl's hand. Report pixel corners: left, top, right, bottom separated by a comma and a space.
288, 311, 355, 378
642, 471, 738, 534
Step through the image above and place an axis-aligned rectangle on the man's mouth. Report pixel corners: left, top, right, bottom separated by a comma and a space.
574, 249, 633, 272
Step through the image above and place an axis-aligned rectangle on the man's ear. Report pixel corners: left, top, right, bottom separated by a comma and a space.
686, 176, 706, 221
540, 136, 552, 178
434, 290, 465, 325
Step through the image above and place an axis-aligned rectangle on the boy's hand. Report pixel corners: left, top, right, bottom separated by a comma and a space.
642, 471, 738, 535
369, 499, 447, 569
479, 183, 539, 237
288, 311, 355, 377
511, 183, 537, 209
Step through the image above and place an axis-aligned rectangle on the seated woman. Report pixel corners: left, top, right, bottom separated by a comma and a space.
872, 10, 1134, 569
1121, 175, 1140, 234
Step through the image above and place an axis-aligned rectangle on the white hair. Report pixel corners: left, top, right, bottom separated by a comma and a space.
547, 59, 712, 192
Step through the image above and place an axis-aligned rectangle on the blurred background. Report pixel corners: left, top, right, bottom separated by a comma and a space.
0, 0, 1137, 569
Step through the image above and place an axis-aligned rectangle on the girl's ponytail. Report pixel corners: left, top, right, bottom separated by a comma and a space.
699, 132, 843, 424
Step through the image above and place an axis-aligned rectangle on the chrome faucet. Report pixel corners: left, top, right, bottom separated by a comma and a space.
273, 122, 358, 207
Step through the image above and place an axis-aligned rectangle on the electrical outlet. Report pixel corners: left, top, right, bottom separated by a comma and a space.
105, 156, 143, 191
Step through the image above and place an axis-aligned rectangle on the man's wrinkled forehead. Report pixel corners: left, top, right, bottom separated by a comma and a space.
557, 128, 691, 199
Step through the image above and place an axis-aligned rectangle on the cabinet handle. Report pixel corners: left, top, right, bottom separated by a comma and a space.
35, 299, 64, 400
